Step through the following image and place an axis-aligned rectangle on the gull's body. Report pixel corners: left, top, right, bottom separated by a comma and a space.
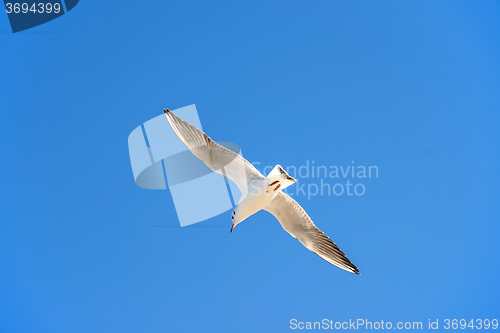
164, 108, 360, 275
232, 166, 297, 228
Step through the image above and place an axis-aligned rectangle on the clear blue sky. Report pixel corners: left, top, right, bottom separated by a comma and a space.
1, 1, 499, 332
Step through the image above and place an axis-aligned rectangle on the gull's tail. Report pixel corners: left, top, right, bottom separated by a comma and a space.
266, 165, 296, 191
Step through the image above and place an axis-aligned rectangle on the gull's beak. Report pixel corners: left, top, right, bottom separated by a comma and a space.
230, 224, 235, 233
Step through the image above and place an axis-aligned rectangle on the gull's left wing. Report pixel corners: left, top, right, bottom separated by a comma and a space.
164, 109, 264, 193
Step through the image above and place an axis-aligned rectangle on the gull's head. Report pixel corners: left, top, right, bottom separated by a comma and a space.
230, 208, 244, 233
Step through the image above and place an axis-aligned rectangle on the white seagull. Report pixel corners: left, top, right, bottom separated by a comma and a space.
164, 108, 360, 275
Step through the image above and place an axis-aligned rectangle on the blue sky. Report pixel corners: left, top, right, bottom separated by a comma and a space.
1, 1, 499, 332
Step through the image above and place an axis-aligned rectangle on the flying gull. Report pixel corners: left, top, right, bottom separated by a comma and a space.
164, 108, 360, 275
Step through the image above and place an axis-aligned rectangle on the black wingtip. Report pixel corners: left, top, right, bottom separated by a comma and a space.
164, 108, 170, 114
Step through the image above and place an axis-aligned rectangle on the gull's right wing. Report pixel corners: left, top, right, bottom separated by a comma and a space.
264, 192, 360, 274
164, 109, 264, 193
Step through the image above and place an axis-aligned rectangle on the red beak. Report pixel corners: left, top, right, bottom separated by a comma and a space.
230, 224, 235, 233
